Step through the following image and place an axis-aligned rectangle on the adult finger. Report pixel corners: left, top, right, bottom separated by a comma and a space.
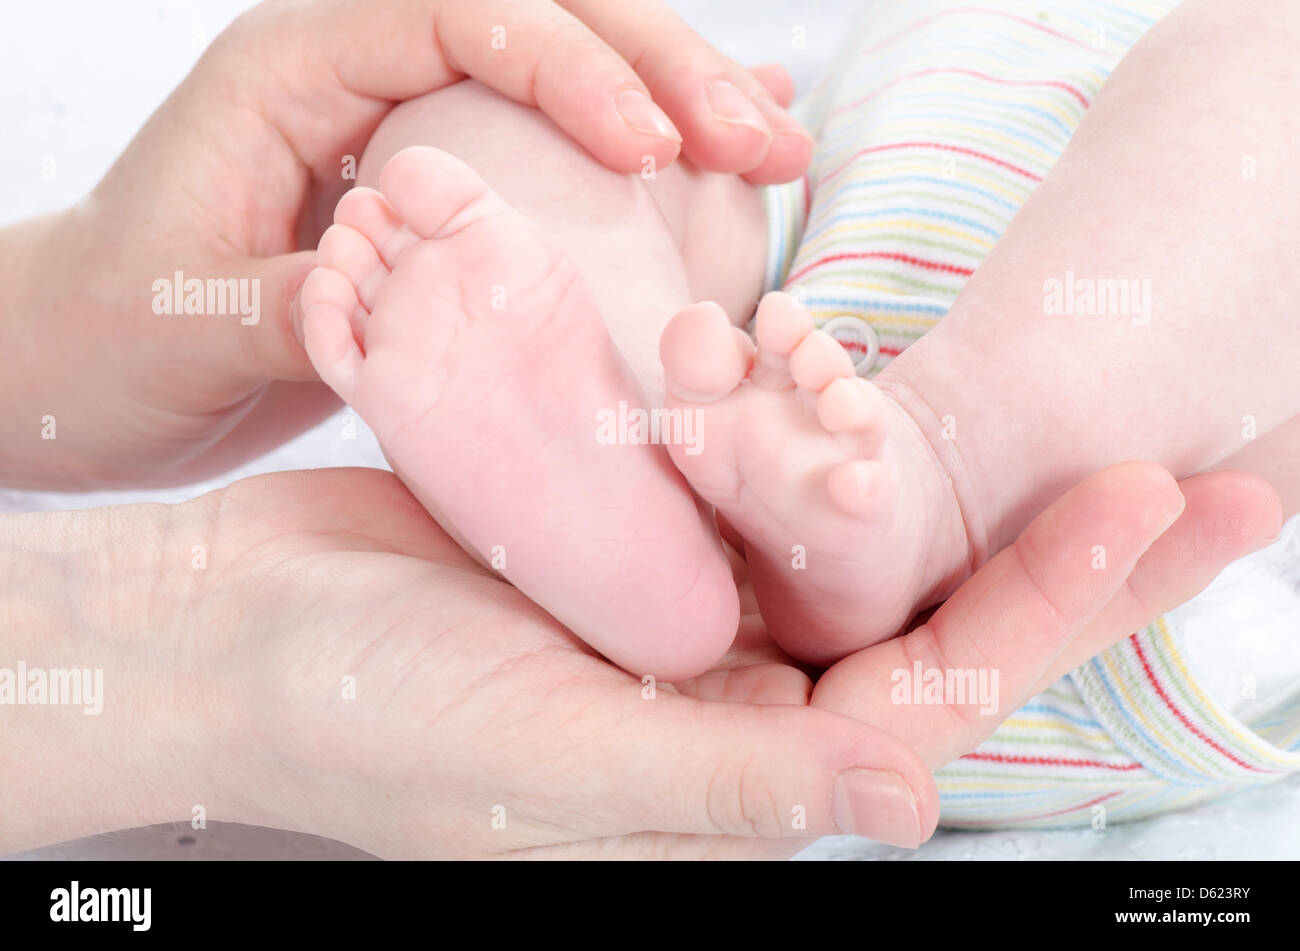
751, 63, 797, 108
558, 0, 814, 182
221, 0, 684, 176
1031, 469, 1282, 692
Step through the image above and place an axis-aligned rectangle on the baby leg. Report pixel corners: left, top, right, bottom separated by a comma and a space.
882, 0, 1300, 560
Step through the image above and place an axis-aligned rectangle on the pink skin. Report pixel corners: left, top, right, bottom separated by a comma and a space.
660, 294, 970, 664
298, 147, 738, 682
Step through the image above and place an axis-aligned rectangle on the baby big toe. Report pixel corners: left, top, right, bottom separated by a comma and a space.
660, 302, 754, 402
377, 146, 510, 239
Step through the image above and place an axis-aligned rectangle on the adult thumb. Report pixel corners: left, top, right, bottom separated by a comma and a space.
220, 250, 320, 383
586, 690, 939, 848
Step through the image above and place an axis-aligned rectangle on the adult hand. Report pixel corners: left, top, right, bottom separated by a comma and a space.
1, 464, 1278, 859
0, 0, 810, 490
0, 468, 934, 859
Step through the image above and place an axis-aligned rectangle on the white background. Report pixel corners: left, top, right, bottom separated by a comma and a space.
2, 0, 1296, 860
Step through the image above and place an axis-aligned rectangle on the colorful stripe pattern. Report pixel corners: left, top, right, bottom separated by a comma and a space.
941, 619, 1300, 829
763, 0, 1300, 827
764, 0, 1179, 374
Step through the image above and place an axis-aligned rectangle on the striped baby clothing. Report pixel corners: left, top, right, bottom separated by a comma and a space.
762, 0, 1300, 827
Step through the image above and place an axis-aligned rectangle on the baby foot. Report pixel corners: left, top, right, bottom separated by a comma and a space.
299, 146, 738, 681
659, 293, 971, 664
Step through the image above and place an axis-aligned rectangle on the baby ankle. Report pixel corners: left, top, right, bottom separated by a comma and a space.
875, 373, 990, 584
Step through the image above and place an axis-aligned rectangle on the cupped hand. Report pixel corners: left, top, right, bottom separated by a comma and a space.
8, 0, 809, 490
9, 463, 1274, 857
164, 463, 1276, 858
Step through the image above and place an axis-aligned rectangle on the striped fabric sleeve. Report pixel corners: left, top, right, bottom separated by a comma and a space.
938, 618, 1300, 829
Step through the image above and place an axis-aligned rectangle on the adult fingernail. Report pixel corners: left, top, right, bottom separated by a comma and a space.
708, 80, 771, 135
616, 89, 681, 143
831, 769, 924, 848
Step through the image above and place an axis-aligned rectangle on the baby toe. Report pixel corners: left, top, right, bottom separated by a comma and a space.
750, 292, 814, 389
299, 267, 365, 397
317, 223, 388, 311
789, 328, 855, 393
660, 302, 755, 402
334, 186, 414, 268
826, 459, 894, 520
754, 292, 814, 356
377, 146, 510, 240
816, 378, 890, 455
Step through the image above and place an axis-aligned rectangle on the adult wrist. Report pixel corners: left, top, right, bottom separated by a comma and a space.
0, 207, 97, 489
0, 503, 236, 853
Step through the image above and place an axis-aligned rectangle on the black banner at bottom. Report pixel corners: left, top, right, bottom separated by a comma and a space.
0, 857, 1286, 939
